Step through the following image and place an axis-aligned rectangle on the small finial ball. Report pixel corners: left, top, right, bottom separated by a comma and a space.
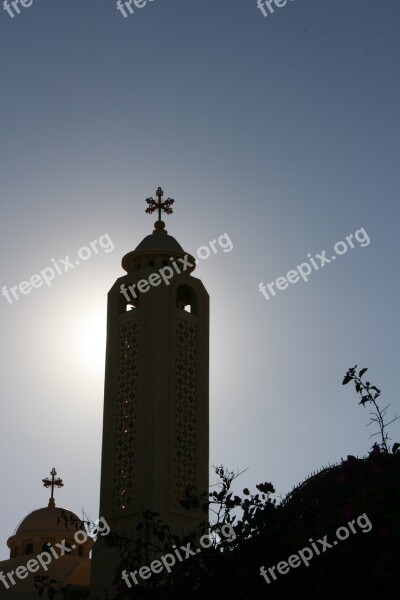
154, 220, 165, 230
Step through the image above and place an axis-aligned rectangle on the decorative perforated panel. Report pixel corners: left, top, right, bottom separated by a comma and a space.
113, 316, 139, 511
174, 313, 198, 506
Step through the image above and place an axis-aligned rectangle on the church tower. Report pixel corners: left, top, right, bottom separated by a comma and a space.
90, 188, 209, 596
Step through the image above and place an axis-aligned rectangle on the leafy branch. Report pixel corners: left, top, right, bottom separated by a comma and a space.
342, 365, 399, 454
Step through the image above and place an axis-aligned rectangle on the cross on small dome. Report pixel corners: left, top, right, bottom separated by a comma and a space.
145, 186, 175, 228
42, 468, 64, 508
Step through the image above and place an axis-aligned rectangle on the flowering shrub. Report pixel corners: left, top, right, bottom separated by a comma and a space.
38, 368, 400, 599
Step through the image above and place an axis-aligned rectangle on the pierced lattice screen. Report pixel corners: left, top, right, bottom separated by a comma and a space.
113, 317, 139, 511
174, 314, 198, 507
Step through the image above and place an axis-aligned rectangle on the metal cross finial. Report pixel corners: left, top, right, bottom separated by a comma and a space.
145, 187, 174, 222
42, 468, 64, 508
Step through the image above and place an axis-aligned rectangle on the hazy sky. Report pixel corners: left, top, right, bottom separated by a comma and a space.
0, 0, 399, 560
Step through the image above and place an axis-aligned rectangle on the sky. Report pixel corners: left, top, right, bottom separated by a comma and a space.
0, 0, 399, 560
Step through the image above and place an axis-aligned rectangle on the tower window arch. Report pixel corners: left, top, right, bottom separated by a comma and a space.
25, 543, 33, 555
119, 285, 140, 314
176, 285, 198, 316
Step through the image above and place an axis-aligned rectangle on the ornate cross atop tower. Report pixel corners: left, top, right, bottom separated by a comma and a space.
42, 467, 64, 509
145, 186, 174, 224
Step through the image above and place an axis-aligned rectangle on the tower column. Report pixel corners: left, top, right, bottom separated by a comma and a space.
90, 190, 209, 598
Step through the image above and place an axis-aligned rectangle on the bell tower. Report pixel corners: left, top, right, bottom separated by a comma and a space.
90, 188, 209, 597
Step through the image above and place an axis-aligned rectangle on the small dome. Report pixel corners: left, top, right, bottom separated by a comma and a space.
14, 507, 82, 536
121, 223, 195, 274
134, 230, 184, 255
